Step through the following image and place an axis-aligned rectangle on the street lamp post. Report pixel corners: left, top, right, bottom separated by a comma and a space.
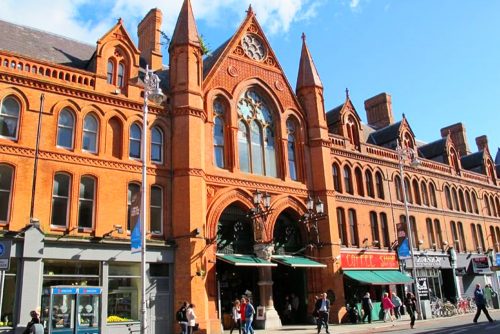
396, 141, 423, 318
140, 65, 164, 334
301, 195, 327, 247
449, 246, 460, 302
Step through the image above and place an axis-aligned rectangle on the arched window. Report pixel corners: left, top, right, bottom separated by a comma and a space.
127, 183, 141, 231
151, 126, 163, 164
129, 123, 141, 159
238, 121, 250, 173
78, 176, 95, 229
57, 108, 75, 149
380, 212, 390, 248
471, 224, 479, 251
410, 216, 418, 249
421, 182, 429, 206
375, 172, 384, 199
429, 183, 437, 207
490, 196, 497, 217
412, 179, 421, 205
434, 219, 443, 249
343, 166, 353, 194
465, 190, 472, 213
82, 114, 98, 153
496, 227, 500, 252
107, 60, 114, 84
444, 186, 453, 210
449, 148, 460, 174
355, 168, 364, 196
0, 164, 14, 222
286, 119, 298, 180
402, 132, 414, 150
51, 173, 71, 228
346, 115, 360, 148
370, 211, 380, 246
458, 222, 466, 252
490, 226, 497, 253
332, 163, 342, 193
0, 96, 20, 139
477, 224, 486, 252
426, 218, 436, 248
404, 177, 413, 203
458, 190, 466, 212
496, 197, 500, 217
348, 209, 358, 246
108, 117, 122, 159
150, 185, 163, 235
452, 188, 459, 211
237, 89, 276, 177
365, 170, 374, 198
484, 195, 491, 216
472, 192, 479, 214
450, 221, 460, 252
337, 208, 347, 246
395, 176, 403, 202
117, 63, 125, 88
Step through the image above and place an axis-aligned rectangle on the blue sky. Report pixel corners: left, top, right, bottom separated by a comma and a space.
1, 0, 498, 154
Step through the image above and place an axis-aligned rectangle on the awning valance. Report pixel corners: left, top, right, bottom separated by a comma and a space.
271, 255, 326, 268
344, 270, 413, 285
216, 254, 277, 267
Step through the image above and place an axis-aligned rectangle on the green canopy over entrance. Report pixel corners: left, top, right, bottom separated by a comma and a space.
271, 255, 326, 268
216, 254, 277, 267
344, 270, 413, 285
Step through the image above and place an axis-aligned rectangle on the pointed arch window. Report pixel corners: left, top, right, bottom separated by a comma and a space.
458, 222, 466, 252
404, 178, 413, 203
452, 188, 459, 211
402, 132, 414, 150
348, 209, 358, 246
107, 60, 114, 84
57, 108, 75, 149
337, 208, 348, 246
458, 190, 466, 212
151, 126, 163, 164
150, 185, 163, 235
286, 119, 298, 180
465, 190, 472, 213
421, 182, 429, 206
343, 166, 353, 194
0, 96, 20, 139
395, 175, 403, 202
410, 216, 418, 249
426, 218, 436, 248
370, 211, 380, 246
78, 176, 95, 229
444, 186, 453, 210
117, 62, 125, 88
380, 212, 390, 248
346, 115, 360, 149
375, 172, 384, 199
365, 170, 374, 198
450, 221, 460, 252
237, 89, 276, 177
449, 148, 460, 174
429, 183, 437, 207
355, 168, 364, 196
472, 192, 479, 214
127, 183, 140, 231
471, 224, 479, 251
484, 195, 491, 216
412, 179, 421, 205
490, 226, 497, 253
434, 219, 443, 249
490, 196, 497, 217
0, 164, 14, 223
129, 123, 141, 159
51, 173, 71, 228
332, 163, 342, 193
83, 114, 98, 153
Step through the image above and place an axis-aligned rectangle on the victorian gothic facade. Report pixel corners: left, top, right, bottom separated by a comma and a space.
0, 1, 499, 333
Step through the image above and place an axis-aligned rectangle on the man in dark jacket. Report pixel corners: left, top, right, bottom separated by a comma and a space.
473, 284, 494, 323
177, 301, 189, 334
314, 292, 330, 334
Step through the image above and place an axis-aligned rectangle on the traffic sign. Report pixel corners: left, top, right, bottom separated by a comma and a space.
0, 240, 12, 271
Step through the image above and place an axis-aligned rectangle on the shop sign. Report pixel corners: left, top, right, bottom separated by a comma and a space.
406, 255, 451, 269
0, 240, 12, 271
417, 277, 429, 300
341, 252, 399, 269
472, 256, 490, 274
496, 254, 500, 266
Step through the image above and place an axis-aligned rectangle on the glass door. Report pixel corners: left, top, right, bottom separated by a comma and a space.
50, 292, 76, 334
76, 293, 100, 334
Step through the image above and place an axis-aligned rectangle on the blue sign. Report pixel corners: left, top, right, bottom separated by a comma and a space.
78, 287, 102, 295
398, 238, 411, 259
496, 254, 500, 266
52, 287, 78, 295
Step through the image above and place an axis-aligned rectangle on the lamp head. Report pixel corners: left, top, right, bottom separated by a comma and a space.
147, 88, 165, 104
253, 190, 262, 206
315, 198, 324, 214
306, 195, 314, 211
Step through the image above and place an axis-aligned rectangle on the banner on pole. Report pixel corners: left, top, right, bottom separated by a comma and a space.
130, 190, 142, 253
396, 222, 410, 259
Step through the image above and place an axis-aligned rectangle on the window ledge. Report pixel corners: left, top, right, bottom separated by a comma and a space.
107, 321, 140, 326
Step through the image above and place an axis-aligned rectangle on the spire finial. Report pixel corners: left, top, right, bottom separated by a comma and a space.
247, 4, 253, 16
118, 18, 123, 24
301, 32, 306, 42
345, 87, 350, 99
402, 112, 406, 119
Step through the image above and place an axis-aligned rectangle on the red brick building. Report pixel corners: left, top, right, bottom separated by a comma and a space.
0, 1, 499, 333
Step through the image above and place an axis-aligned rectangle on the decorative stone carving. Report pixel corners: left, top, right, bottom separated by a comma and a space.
254, 243, 274, 262
241, 34, 266, 61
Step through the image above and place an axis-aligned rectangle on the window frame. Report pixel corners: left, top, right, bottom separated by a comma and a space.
336, 208, 348, 247
129, 123, 142, 160
127, 182, 141, 231
56, 108, 75, 150
0, 164, 14, 224
151, 125, 164, 164
348, 209, 358, 246
0, 96, 21, 140
51, 172, 72, 229
82, 114, 99, 154
78, 175, 96, 230
150, 185, 163, 236
369, 211, 380, 247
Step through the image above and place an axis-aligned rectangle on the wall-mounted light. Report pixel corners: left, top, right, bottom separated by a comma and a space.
103, 224, 123, 238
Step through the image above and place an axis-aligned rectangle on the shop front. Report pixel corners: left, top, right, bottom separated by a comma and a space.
457, 253, 495, 297
341, 250, 412, 323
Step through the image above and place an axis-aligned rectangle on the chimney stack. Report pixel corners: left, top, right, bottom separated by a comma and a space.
138, 8, 163, 71
440, 123, 470, 157
364, 93, 394, 130
475, 135, 488, 152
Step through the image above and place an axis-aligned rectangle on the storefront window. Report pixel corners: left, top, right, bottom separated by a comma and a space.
107, 263, 140, 323
0, 259, 17, 327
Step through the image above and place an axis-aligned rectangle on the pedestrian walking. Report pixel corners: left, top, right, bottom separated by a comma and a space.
391, 292, 402, 319
23, 310, 44, 334
186, 304, 197, 333
240, 297, 247, 334
484, 284, 494, 308
405, 292, 417, 329
473, 284, 494, 323
381, 292, 395, 323
176, 301, 189, 334
361, 292, 373, 323
230, 299, 241, 334
244, 297, 255, 334
314, 292, 330, 334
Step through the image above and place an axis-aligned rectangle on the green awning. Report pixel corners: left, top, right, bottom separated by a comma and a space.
271, 255, 327, 268
216, 254, 277, 267
344, 270, 413, 285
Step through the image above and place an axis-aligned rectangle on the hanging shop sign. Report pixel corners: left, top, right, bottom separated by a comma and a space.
472, 256, 491, 274
0, 240, 12, 271
341, 252, 399, 269
417, 277, 429, 300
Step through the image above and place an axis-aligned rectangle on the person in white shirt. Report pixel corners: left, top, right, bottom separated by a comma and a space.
230, 299, 241, 334
186, 304, 197, 334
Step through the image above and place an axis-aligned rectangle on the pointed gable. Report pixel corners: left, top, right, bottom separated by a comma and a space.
326, 94, 361, 136
170, 0, 200, 49
296, 33, 322, 91
96, 18, 140, 63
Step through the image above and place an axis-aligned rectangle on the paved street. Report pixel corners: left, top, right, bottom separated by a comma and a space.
223, 309, 500, 333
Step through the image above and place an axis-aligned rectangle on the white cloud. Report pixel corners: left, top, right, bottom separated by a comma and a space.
350, 0, 361, 8
0, 0, 323, 45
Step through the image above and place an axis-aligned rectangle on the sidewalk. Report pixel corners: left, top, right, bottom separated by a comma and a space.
223, 309, 500, 334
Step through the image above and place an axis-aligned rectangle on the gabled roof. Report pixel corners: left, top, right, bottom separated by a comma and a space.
418, 138, 447, 160
367, 121, 402, 146
461, 151, 485, 170
326, 103, 344, 128
203, 38, 230, 78
495, 148, 500, 165
170, 0, 200, 49
296, 33, 322, 91
0, 19, 95, 70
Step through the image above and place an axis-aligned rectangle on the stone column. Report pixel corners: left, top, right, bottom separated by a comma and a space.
254, 243, 281, 329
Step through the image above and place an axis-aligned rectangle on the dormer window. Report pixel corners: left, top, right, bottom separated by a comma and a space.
107, 60, 114, 84
106, 48, 128, 89
118, 63, 125, 88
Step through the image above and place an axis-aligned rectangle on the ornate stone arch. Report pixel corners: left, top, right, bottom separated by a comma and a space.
266, 195, 307, 241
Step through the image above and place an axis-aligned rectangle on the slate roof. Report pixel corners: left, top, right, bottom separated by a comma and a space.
325, 104, 344, 127
203, 38, 230, 78
367, 121, 401, 146
0, 19, 95, 70
460, 151, 484, 170
495, 148, 500, 165
418, 138, 447, 160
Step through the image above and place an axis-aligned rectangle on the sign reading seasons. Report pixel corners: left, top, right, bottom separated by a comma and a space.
341, 252, 399, 269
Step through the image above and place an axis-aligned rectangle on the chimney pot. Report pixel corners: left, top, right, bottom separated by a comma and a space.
138, 8, 163, 71
364, 93, 394, 130
440, 123, 470, 157
476, 135, 488, 152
